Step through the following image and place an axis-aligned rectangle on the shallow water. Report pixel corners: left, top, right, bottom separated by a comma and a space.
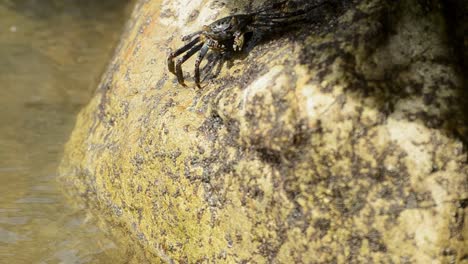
0, 1, 134, 262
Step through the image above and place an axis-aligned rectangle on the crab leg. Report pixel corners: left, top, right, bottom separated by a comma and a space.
175, 42, 203, 86
167, 36, 201, 74
181, 31, 202, 41
194, 44, 210, 88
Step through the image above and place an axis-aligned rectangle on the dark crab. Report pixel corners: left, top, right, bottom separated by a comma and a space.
167, 1, 329, 88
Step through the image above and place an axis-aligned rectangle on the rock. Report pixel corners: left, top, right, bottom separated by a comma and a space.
59, 0, 468, 262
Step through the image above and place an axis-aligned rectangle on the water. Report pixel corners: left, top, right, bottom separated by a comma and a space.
0, 1, 134, 262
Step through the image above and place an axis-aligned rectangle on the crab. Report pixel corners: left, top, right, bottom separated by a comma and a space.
167, 1, 329, 88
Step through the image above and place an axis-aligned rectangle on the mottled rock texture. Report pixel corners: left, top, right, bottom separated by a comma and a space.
59, 0, 468, 263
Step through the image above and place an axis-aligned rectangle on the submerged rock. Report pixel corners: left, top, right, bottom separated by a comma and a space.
59, 0, 467, 262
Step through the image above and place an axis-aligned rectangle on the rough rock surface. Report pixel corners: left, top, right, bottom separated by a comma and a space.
59, 0, 468, 263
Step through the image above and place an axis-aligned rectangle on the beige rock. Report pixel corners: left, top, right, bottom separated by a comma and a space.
59, 0, 468, 263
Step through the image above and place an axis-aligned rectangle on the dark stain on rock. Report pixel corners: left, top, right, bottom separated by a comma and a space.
187, 9, 199, 23
160, 5, 174, 18
286, 203, 304, 226
223, 118, 241, 146
459, 198, 468, 209
155, 74, 167, 89
198, 111, 224, 141
348, 232, 363, 257
367, 229, 387, 252
97, 82, 112, 124
450, 204, 465, 240
255, 147, 282, 166
246, 185, 264, 201
314, 218, 331, 239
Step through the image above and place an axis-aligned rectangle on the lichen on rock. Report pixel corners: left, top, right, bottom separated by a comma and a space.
59, 0, 467, 263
